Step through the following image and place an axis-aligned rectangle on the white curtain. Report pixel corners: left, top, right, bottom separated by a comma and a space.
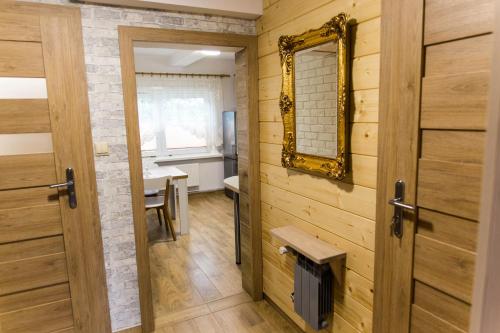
136, 75, 223, 154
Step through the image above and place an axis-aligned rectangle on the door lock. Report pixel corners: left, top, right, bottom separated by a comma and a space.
388, 180, 415, 238
49, 168, 77, 209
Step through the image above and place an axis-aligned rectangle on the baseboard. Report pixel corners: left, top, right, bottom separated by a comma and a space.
114, 325, 142, 333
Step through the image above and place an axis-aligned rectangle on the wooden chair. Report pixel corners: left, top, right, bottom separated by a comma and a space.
145, 177, 176, 241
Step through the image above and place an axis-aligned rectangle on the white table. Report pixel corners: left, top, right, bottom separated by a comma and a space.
224, 176, 240, 264
144, 166, 189, 235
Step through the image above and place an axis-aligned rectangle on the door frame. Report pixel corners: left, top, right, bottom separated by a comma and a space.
118, 27, 261, 332
470, 3, 500, 332
373, 0, 424, 332
0, 2, 112, 332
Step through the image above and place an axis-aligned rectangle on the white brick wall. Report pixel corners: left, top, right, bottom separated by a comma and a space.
295, 48, 338, 158
27, 1, 255, 330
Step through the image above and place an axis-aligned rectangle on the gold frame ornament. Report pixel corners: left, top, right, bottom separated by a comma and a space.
279, 13, 350, 179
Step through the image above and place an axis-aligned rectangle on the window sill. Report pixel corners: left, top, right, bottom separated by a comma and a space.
154, 152, 223, 164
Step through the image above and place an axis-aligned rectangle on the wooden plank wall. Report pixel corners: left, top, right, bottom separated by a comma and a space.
411, 0, 494, 331
257, 1, 380, 331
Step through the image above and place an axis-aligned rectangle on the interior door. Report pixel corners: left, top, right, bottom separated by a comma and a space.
0, 2, 111, 332
374, 0, 495, 332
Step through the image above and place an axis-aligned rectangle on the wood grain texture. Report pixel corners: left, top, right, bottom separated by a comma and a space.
424, 0, 494, 45
421, 130, 485, 164
418, 208, 477, 252
417, 159, 482, 221
270, 225, 346, 264
425, 33, 493, 76
0, 283, 70, 314
0, 186, 58, 210
373, 0, 423, 332
0, 153, 56, 190
0, 235, 64, 264
0, 12, 41, 41
0, 252, 68, 296
414, 281, 471, 331
414, 234, 476, 303
0, 40, 44, 77
0, 99, 51, 133
411, 305, 465, 333
421, 72, 489, 130
0, 299, 73, 333
0, 204, 62, 244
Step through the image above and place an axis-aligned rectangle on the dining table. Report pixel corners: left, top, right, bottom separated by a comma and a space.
224, 175, 240, 265
143, 166, 189, 235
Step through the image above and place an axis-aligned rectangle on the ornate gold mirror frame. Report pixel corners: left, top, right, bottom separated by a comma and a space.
279, 13, 349, 179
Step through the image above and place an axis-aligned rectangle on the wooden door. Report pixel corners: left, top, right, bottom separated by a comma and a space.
374, 0, 495, 332
0, 2, 111, 332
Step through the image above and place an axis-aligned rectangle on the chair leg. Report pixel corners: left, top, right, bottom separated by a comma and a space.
156, 208, 162, 226
164, 207, 177, 241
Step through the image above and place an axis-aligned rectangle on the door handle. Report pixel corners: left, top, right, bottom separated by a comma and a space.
389, 180, 414, 238
49, 168, 77, 209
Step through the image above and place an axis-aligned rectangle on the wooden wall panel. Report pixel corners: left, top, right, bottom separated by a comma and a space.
411, 305, 465, 333
258, 1, 380, 330
421, 130, 485, 164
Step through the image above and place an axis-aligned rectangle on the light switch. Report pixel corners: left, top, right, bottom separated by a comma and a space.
94, 142, 109, 156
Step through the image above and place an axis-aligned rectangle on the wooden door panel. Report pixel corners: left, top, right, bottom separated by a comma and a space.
0, 40, 45, 77
425, 34, 493, 76
0, 252, 68, 295
421, 130, 485, 164
0, 299, 73, 333
413, 281, 470, 331
414, 234, 475, 303
417, 209, 477, 252
417, 159, 481, 220
0, 236, 64, 263
0, 3, 110, 332
0, 13, 41, 42
0, 186, 58, 210
424, 0, 494, 45
0, 204, 62, 244
421, 72, 489, 130
411, 305, 465, 333
0, 283, 70, 314
0, 153, 56, 190
0, 99, 51, 133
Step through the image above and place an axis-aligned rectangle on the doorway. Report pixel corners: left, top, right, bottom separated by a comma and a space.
118, 27, 261, 332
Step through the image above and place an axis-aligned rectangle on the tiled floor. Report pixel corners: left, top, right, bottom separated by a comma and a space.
147, 191, 301, 333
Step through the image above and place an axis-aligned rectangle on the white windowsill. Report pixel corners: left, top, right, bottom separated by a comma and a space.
154, 152, 223, 164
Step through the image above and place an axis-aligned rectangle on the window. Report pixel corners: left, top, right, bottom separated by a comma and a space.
137, 75, 223, 156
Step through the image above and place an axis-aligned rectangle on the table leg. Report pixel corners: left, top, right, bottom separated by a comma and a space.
234, 192, 241, 265
178, 178, 189, 235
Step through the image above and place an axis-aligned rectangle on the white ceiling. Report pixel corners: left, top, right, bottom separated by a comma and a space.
134, 42, 241, 68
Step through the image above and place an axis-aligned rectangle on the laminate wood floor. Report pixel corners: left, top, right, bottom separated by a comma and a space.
147, 191, 301, 333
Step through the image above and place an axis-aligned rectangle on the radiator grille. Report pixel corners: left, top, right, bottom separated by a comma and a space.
293, 254, 333, 330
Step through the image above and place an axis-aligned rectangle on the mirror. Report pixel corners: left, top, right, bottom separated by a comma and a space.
279, 13, 349, 179
294, 41, 338, 159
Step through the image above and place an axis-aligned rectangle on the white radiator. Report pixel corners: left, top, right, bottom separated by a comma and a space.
175, 163, 200, 188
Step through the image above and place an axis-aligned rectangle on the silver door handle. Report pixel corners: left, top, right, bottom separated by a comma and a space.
49, 180, 74, 189
49, 168, 77, 209
388, 198, 415, 211
389, 180, 415, 238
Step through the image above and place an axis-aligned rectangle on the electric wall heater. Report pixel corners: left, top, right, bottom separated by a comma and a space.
293, 253, 333, 330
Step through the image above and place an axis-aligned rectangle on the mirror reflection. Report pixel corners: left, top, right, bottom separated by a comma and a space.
294, 41, 338, 159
